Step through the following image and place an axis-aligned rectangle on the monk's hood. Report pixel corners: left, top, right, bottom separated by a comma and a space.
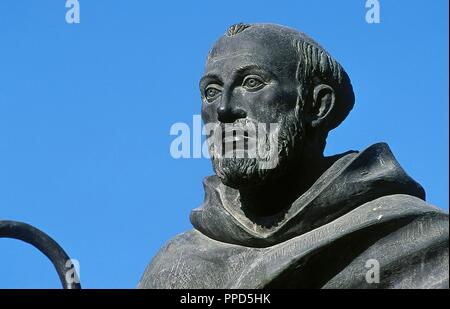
190, 143, 426, 247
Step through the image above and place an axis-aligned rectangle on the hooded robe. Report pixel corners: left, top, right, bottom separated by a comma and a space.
138, 143, 449, 289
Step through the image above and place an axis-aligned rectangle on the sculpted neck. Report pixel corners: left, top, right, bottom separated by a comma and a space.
238, 154, 334, 219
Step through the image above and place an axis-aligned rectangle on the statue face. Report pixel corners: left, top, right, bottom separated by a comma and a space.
200, 29, 307, 188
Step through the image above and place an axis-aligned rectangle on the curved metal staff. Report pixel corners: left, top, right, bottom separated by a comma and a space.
0, 220, 81, 289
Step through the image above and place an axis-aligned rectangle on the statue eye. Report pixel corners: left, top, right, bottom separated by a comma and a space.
205, 86, 221, 102
242, 76, 265, 91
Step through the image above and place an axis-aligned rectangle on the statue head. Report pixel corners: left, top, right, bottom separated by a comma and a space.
200, 23, 354, 189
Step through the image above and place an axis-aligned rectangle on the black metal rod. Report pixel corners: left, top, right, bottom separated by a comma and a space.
0, 220, 81, 289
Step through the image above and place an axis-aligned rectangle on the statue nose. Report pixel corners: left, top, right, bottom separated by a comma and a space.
217, 96, 247, 123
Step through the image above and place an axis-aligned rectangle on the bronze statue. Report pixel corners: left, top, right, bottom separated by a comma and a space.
139, 23, 449, 289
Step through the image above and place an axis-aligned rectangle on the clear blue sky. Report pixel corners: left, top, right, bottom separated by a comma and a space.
0, 0, 448, 288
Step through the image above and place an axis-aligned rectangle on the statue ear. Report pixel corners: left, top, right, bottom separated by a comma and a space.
310, 84, 335, 129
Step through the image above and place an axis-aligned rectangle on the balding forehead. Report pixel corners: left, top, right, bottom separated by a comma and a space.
208, 30, 298, 64
204, 52, 298, 82
205, 34, 300, 78
207, 52, 254, 63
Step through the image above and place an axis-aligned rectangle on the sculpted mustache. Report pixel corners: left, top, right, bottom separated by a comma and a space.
208, 124, 282, 162
210, 120, 267, 141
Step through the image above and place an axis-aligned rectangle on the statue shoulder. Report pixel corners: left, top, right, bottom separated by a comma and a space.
366, 194, 447, 217
137, 229, 203, 289
325, 194, 448, 289
137, 229, 255, 289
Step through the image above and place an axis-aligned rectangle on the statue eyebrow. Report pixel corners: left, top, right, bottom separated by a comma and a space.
232, 64, 274, 80
199, 64, 275, 88
234, 64, 264, 73
199, 73, 222, 88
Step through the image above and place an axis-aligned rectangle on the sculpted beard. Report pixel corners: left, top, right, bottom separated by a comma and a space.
208, 112, 304, 188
